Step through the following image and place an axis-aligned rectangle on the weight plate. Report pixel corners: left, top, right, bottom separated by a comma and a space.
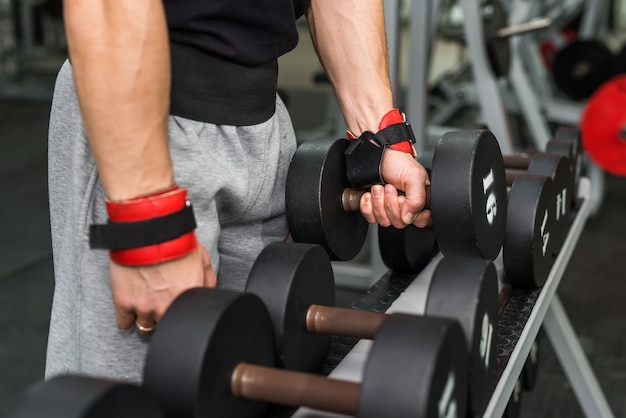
527, 154, 574, 254
245, 242, 335, 373
9, 376, 164, 418
504, 175, 556, 287
425, 256, 499, 417
431, 130, 507, 260
581, 74, 626, 176
553, 40, 615, 100
358, 314, 468, 418
483, 0, 511, 77
378, 225, 438, 274
143, 289, 276, 418
286, 138, 368, 260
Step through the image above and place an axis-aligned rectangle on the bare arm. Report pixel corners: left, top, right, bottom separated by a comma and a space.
307, 0, 431, 227
64, 0, 173, 200
306, 0, 392, 135
64, 0, 215, 330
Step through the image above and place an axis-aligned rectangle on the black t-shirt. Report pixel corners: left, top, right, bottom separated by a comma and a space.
163, 0, 311, 66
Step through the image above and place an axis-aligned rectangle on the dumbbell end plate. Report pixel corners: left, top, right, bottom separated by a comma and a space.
143, 289, 276, 418
286, 139, 368, 261
358, 314, 468, 418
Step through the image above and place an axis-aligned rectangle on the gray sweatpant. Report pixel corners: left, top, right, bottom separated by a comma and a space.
46, 60, 297, 383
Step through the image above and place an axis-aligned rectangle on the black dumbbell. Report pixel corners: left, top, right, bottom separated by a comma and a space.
552, 126, 583, 195
245, 241, 498, 416
377, 223, 439, 273
286, 129, 508, 268
504, 153, 574, 255
377, 166, 438, 274
504, 175, 556, 287
142, 288, 468, 418
8, 375, 164, 418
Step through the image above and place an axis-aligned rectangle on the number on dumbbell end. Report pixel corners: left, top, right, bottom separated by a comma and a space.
556, 188, 567, 222
483, 169, 498, 225
540, 209, 550, 257
438, 370, 458, 418
479, 311, 494, 371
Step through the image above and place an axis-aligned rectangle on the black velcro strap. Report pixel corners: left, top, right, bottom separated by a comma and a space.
89, 205, 197, 250
345, 132, 386, 189
372, 122, 416, 146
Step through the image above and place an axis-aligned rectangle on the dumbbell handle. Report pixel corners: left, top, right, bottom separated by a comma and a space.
497, 17, 551, 38
506, 169, 530, 186
342, 186, 432, 212
232, 363, 359, 416
502, 155, 532, 170
503, 137, 576, 171
306, 304, 386, 339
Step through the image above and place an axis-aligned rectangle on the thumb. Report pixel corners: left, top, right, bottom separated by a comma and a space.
400, 175, 428, 225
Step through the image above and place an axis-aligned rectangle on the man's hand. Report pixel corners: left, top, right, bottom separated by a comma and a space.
110, 244, 216, 331
359, 148, 432, 229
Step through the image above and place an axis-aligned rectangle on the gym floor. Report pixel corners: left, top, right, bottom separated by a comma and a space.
1, 21, 626, 418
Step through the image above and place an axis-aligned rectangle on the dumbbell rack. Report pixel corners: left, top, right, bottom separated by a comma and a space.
288, 177, 614, 418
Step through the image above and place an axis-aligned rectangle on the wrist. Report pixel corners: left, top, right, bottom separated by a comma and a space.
90, 185, 199, 266
346, 108, 416, 156
100, 163, 175, 202
377, 108, 417, 156
344, 108, 417, 189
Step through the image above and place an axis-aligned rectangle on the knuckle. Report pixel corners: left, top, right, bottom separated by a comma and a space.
114, 297, 133, 313
134, 301, 155, 318
392, 220, 406, 229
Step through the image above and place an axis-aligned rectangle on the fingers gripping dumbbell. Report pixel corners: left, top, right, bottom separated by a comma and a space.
379, 129, 507, 272
142, 288, 468, 418
8, 375, 164, 418
245, 242, 499, 417
286, 129, 508, 269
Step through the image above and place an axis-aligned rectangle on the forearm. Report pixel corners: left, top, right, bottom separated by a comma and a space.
64, 0, 173, 201
307, 0, 393, 136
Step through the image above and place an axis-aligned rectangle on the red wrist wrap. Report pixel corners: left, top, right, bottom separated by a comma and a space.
346, 108, 416, 156
378, 109, 416, 156
106, 186, 198, 266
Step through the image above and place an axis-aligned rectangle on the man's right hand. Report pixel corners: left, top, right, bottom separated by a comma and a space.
358, 148, 432, 229
110, 244, 217, 332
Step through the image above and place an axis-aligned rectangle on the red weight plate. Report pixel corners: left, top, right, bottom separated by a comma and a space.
581, 75, 626, 176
